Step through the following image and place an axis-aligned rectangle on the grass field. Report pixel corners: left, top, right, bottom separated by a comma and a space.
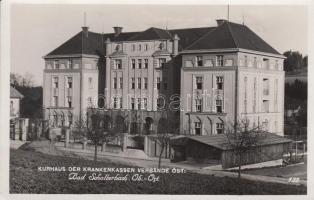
10, 149, 306, 194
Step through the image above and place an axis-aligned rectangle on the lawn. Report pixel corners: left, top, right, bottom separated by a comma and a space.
10, 149, 306, 194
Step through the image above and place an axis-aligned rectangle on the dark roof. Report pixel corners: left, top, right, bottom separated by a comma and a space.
171, 132, 291, 151
185, 21, 280, 54
10, 86, 24, 99
128, 27, 172, 41
46, 22, 281, 57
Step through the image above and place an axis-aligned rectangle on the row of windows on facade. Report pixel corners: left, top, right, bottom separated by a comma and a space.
51, 114, 73, 127
51, 96, 73, 108
187, 55, 281, 69
113, 58, 167, 70
50, 60, 98, 70
193, 122, 224, 135
194, 99, 223, 113
114, 41, 166, 52
113, 77, 167, 90
112, 97, 149, 110
195, 76, 224, 90
52, 77, 94, 89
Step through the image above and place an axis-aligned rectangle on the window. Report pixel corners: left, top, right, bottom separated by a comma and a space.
54, 60, 60, 69
216, 55, 224, 66
115, 59, 122, 69
131, 98, 135, 110
67, 96, 72, 108
196, 56, 203, 66
195, 99, 202, 112
143, 98, 148, 110
131, 78, 135, 89
216, 76, 224, 90
53, 96, 58, 107
158, 58, 166, 68
53, 114, 58, 127
254, 57, 257, 68
144, 77, 148, 89
263, 78, 269, 95
144, 44, 148, 51
194, 122, 201, 135
68, 59, 73, 69
263, 58, 269, 69
262, 119, 269, 131
156, 77, 161, 90
196, 76, 203, 90
253, 77, 257, 113
113, 77, 117, 89
119, 77, 123, 89
132, 59, 136, 69
67, 77, 73, 89
263, 100, 269, 113
216, 123, 224, 134
113, 97, 118, 109
131, 44, 135, 51
88, 77, 93, 89
275, 60, 279, 70
138, 59, 142, 69
119, 97, 123, 109
137, 98, 141, 110
137, 78, 141, 89
244, 55, 248, 66
53, 77, 58, 88
144, 59, 148, 69
138, 44, 142, 51
216, 99, 223, 113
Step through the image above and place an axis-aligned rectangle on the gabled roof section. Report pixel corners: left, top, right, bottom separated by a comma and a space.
128, 27, 172, 41
10, 86, 24, 99
185, 21, 280, 55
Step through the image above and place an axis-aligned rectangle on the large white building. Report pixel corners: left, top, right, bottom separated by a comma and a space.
43, 20, 285, 136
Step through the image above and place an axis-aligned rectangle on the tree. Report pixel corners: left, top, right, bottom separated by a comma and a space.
10, 72, 35, 87
225, 119, 266, 180
283, 51, 304, 72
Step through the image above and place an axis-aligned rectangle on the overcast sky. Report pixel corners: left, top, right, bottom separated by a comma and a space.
10, 4, 308, 86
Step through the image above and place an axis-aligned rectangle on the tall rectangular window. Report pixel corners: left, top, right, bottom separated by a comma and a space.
156, 77, 161, 90
53, 77, 59, 88
195, 99, 202, 112
138, 44, 142, 51
131, 98, 135, 110
144, 77, 148, 89
216, 76, 224, 90
119, 77, 123, 89
67, 77, 73, 89
137, 98, 141, 110
53, 96, 58, 107
113, 97, 118, 109
195, 76, 203, 90
68, 114, 73, 126
131, 78, 135, 89
159, 58, 166, 68
119, 97, 123, 109
138, 59, 142, 69
216, 99, 223, 113
263, 78, 269, 95
144, 59, 148, 69
137, 78, 141, 89
68, 59, 73, 69
196, 56, 203, 67
67, 96, 72, 108
113, 77, 117, 89
253, 77, 257, 113
216, 123, 224, 134
54, 60, 60, 69
144, 44, 148, 51
115, 59, 122, 69
194, 122, 201, 135
143, 98, 148, 110
253, 57, 257, 68
131, 44, 135, 51
132, 59, 136, 69
216, 55, 224, 66
244, 77, 248, 113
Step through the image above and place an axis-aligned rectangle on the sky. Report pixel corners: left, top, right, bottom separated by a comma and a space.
10, 4, 308, 86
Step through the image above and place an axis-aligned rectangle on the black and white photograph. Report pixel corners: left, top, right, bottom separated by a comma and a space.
0, 0, 311, 198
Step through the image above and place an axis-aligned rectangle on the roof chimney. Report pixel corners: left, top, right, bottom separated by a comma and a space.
113, 27, 123, 37
82, 26, 89, 37
216, 19, 227, 26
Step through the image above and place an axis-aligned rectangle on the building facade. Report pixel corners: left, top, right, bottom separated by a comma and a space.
43, 20, 285, 136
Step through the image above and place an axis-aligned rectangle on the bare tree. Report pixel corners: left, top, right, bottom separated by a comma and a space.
225, 118, 266, 180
